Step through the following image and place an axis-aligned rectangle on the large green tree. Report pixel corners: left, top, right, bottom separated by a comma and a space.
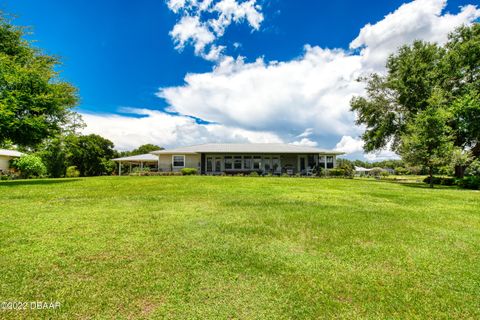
67, 134, 116, 177
399, 93, 455, 187
351, 24, 480, 176
0, 14, 77, 147
351, 41, 445, 152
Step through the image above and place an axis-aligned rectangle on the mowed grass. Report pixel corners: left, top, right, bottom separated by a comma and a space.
0, 176, 479, 319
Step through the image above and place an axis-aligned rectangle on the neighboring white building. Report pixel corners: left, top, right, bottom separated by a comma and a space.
354, 166, 372, 176
112, 153, 159, 175
0, 149, 24, 173
150, 143, 344, 175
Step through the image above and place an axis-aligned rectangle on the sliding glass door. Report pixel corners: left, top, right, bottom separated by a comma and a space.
206, 156, 223, 173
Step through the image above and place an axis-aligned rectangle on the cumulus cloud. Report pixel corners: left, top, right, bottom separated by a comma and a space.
158, 0, 479, 158
81, 108, 281, 151
350, 0, 480, 70
84, 0, 479, 160
335, 136, 364, 154
160, 46, 365, 139
167, 0, 263, 60
170, 15, 216, 55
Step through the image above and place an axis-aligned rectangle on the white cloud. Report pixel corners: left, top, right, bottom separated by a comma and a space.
84, 0, 479, 160
159, 46, 365, 139
158, 0, 479, 159
350, 0, 480, 70
335, 135, 364, 154
169, 15, 216, 55
212, 0, 263, 34
81, 108, 281, 151
167, 0, 263, 61
292, 138, 318, 147
364, 150, 401, 162
166, 0, 187, 13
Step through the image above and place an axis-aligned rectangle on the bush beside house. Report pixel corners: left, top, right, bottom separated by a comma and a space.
11, 155, 46, 179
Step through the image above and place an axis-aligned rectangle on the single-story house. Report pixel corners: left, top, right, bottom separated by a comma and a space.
0, 149, 24, 173
112, 153, 159, 175
150, 143, 344, 175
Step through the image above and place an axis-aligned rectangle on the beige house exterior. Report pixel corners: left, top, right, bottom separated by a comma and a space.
151, 143, 344, 175
0, 149, 24, 173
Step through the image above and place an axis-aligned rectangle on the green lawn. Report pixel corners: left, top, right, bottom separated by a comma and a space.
1, 176, 479, 319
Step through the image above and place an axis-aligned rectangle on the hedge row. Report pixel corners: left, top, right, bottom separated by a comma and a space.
423, 176, 480, 189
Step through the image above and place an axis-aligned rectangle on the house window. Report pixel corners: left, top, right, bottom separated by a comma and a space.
243, 156, 252, 170
319, 156, 326, 166
326, 156, 334, 169
224, 156, 233, 170
234, 156, 242, 169
253, 156, 261, 170
173, 155, 185, 167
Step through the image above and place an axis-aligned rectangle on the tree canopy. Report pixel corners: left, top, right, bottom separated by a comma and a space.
351, 24, 480, 176
0, 14, 78, 147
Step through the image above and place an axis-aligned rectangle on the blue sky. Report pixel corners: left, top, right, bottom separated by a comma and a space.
3, 0, 480, 159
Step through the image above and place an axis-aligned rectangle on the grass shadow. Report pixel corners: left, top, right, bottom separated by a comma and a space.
376, 179, 460, 190
0, 178, 81, 187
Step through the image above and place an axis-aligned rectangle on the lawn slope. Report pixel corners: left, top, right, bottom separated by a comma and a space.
0, 176, 479, 319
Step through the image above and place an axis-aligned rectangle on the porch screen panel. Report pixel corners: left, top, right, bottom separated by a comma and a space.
234, 156, 242, 169
253, 156, 261, 170
272, 157, 280, 173
243, 156, 252, 170
225, 156, 233, 170
264, 157, 272, 172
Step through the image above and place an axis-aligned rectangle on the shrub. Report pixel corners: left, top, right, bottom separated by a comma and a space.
456, 176, 480, 190
423, 176, 456, 186
465, 159, 480, 177
407, 166, 422, 175
132, 167, 151, 173
394, 167, 409, 175
11, 155, 46, 178
380, 171, 390, 177
312, 166, 324, 177
369, 167, 384, 177
181, 168, 198, 175
327, 168, 345, 177
249, 171, 259, 177
66, 166, 80, 178
102, 159, 117, 175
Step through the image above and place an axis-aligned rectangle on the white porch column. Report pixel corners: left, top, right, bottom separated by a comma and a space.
119, 161, 122, 176
324, 156, 327, 170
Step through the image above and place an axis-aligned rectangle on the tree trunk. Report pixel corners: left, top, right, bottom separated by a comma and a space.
454, 165, 465, 178
471, 142, 480, 158
429, 166, 434, 188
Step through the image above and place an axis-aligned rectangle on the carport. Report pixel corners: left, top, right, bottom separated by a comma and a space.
112, 153, 158, 176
